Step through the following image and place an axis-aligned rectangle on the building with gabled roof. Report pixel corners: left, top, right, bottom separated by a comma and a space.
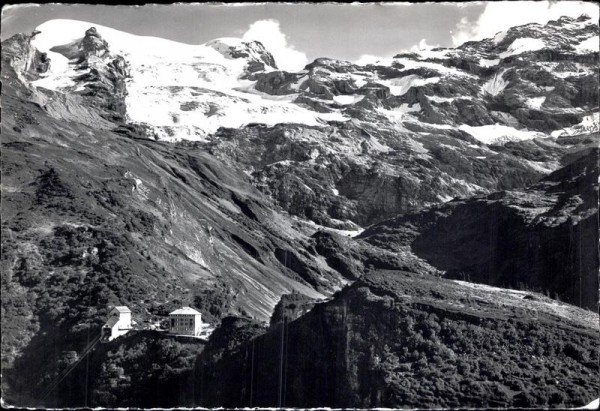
101, 306, 132, 342
168, 306, 202, 336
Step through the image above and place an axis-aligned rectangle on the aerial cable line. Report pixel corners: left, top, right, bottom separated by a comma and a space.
39, 332, 102, 404
278, 316, 284, 408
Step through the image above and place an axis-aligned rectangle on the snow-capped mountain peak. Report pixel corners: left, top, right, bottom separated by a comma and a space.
204, 37, 278, 69
29, 19, 347, 140
12, 15, 600, 145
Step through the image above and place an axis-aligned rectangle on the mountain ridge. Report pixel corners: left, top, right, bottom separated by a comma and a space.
1, 13, 598, 408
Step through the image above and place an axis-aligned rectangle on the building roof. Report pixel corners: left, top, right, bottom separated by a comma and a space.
103, 317, 119, 328
112, 306, 131, 313
169, 307, 201, 315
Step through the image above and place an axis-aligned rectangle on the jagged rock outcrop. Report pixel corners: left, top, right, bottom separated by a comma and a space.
47, 26, 130, 123
205, 38, 278, 74
1, 31, 50, 83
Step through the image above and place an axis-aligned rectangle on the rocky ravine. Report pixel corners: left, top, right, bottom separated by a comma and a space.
1, 14, 598, 408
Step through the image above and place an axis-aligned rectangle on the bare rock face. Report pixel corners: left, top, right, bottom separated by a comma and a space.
254, 71, 301, 95
81, 27, 109, 55
48, 27, 130, 123
205, 38, 278, 75
2, 33, 50, 82
208, 121, 550, 227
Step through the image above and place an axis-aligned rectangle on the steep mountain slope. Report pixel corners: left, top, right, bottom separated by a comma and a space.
1, 13, 598, 409
198, 270, 599, 408
21, 271, 599, 409
1, 25, 421, 406
207, 14, 599, 227
1, 47, 330, 405
22, 16, 599, 228
359, 147, 599, 309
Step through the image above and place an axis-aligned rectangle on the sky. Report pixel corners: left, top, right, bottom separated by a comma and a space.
2, 2, 598, 71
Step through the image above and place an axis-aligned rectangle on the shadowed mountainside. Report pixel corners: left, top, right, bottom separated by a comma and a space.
358, 148, 599, 309
196, 270, 599, 409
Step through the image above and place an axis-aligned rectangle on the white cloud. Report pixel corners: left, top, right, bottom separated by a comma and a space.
451, 1, 600, 46
409, 38, 440, 52
355, 54, 384, 65
242, 19, 308, 72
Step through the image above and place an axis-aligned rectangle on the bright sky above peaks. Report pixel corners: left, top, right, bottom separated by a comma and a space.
2, 2, 598, 71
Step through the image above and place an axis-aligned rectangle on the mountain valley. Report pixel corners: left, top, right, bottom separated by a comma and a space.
1, 13, 598, 408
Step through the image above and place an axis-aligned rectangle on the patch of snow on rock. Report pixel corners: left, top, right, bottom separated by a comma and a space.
575, 35, 599, 53
459, 124, 545, 145
378, 103, 421, 125
333, 95, 365, 105
492, 30, 508, 45
378, 75, 440, 96
31, 50, 79, 90
349, 74, 369, 88
498, 38, 546, 59
414, 48, 452, 60
551, 112, 600, 137
394, 58, 475, 77
525, 96, 546, 110
542, 62, 592, 79
428, 95, 473, 103
576, 398, 600, 410
479, 58, 500, 67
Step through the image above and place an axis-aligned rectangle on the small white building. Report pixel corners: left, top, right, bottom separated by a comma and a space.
101, 306, 132, 342
168, 307, 202, 336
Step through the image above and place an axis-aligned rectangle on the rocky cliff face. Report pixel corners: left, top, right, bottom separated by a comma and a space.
1, 32, 50, 83
1, 13, 598, 409
359, 147, 599, 309
203, 15, 598, 227
15, 17, 599, 228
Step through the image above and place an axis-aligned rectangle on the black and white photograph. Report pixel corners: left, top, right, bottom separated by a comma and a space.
1, 1, 599, 409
